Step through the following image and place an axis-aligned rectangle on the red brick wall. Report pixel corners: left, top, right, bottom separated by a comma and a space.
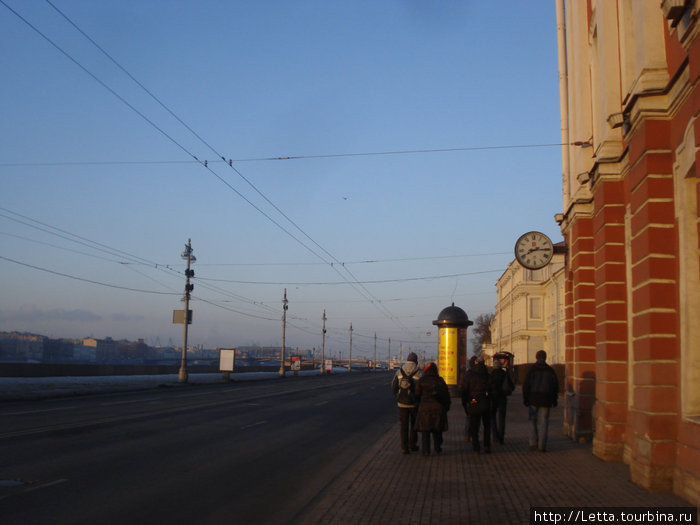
592, 180, 628, 460
625, 120, 679, 492
565, 216, 596, 440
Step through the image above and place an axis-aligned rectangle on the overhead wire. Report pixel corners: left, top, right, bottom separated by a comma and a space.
1, 1, 357, 325
194, 268, 502, 285
0, 0, 333, 271
0, 208, 167, 268
2, 2, 498, 344
20, 0, 408, 330
0, 255, 180, 295
0, 207, 281, 318
194, 252, 512, 266
0, 143, 575, 168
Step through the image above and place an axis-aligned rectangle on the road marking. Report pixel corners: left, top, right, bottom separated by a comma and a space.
0, 480, 25, 487
0, 478, 68, 501
241, 420, 268, 429
23, 478, 68, 493
2, 406, 74, 416
314, 401, 328, 406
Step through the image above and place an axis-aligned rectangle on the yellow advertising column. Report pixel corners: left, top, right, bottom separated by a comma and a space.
432, 303, 473, 397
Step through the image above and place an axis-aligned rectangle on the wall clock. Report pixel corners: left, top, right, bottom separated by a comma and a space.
514, 231, 554, 269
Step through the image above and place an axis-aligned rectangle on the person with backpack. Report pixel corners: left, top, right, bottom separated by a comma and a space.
414, 362, 451, 456
460, 355, 492, 454
489, 352, 516, 444
391, 352, 422, 454
522, 350, 559, 452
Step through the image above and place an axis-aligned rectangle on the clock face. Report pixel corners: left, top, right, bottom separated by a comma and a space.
515, 231, 554, 269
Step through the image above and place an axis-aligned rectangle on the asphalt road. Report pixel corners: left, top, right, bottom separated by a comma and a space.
0, 372, 396, 525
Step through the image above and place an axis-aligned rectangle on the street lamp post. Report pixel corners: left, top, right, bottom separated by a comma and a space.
373, 332, 377, 372
348, 323, 353, 373
279, 289, 288, 377
179, 239, 196, 384
321, 310, 326, 374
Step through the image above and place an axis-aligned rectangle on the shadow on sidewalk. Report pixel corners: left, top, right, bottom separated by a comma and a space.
299, 391, 692, 525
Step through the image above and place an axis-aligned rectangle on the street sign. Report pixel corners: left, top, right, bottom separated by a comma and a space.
219, 348, 235, 372
172, 309, 193, 324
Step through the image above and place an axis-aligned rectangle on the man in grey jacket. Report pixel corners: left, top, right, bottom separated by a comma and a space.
391, 352, 422, 454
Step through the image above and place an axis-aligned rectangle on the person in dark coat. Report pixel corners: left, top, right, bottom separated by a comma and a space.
460, 356, 492, 453
489, 352, 515, 444
522, 350, 559, 452
414, 362, 450, 456
391, 352, 422, 454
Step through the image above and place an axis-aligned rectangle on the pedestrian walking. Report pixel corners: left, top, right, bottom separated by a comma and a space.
522, 350, 559, 452
490, 352, 515, 444
460, 356, 492, 454
391, 352, 422, 454
414, 362, 451, 456
462, 355, 478, 442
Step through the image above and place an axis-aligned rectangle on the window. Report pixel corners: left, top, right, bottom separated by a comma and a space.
674, 119, 700, 418
529, 297, 543, 320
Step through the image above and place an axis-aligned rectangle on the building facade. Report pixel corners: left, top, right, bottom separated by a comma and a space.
556, 0, 700, 504
490, 252, 566, 366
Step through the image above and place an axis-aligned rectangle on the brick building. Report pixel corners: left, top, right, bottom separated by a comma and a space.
556, 0, 700, 504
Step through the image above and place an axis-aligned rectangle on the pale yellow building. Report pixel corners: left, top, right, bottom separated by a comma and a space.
490, 251, 565, 365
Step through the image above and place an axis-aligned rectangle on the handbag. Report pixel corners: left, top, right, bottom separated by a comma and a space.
467, 392, 489, 415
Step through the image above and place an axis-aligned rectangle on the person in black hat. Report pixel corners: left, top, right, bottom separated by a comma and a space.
490, 352, 515, 444
391, 352, 422, 454
460, 355, 492, 453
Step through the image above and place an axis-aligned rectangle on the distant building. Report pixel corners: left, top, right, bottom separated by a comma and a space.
72, 344, 97, 363
42, 339, 74, 363
0, 332, 47, 362
556, 0, 700, 504
83, 337, 118, 362
489, 250, 566, 365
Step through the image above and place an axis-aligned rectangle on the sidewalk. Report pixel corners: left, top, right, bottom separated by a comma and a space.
298, 390, 694, 525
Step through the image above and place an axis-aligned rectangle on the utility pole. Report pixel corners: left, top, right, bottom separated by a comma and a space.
321, 310, 327, 374
279, 289, 288, 377
373, 332, 377, 372
348, 323, 353, 372
388, 338, 391, 369
179, 239, 195, 384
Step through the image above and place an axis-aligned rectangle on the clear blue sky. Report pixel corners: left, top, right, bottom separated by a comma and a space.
1, 1, 563, 359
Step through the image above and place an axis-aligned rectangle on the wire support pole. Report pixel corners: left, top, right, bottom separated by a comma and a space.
348, 323, 353, 373
179, 239, 195, 383
279, 289, 288, 378
373, 332, 377, 372
321, 310, 327, 375
387, 338, 391, 370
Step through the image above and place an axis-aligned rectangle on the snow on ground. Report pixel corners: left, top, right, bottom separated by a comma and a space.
0, 368, 350, 401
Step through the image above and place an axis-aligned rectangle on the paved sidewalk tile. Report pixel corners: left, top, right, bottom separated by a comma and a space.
299, 392, 692, 525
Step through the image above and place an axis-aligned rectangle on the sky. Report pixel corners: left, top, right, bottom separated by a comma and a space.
0, 1, 564, 360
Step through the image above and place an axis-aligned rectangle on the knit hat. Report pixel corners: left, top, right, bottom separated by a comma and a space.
407, 352, 418, 363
